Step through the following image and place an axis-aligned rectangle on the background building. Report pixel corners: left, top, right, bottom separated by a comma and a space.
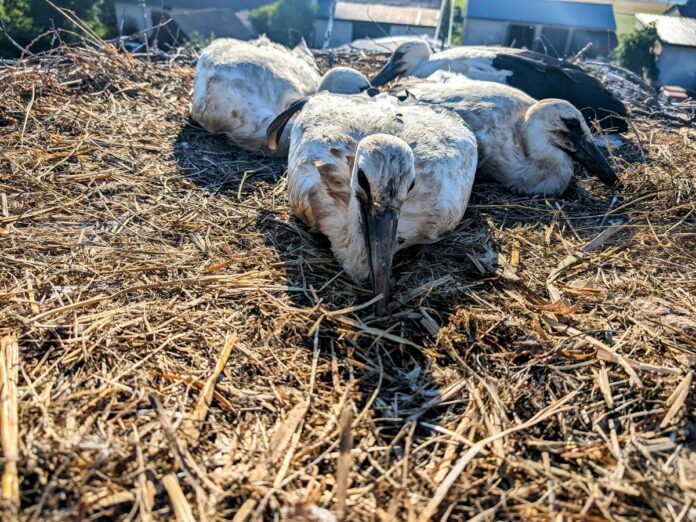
113, 0, 268, 43
313, 0, 439, 48
636, 9, 696, 90
462, 0, 618, 57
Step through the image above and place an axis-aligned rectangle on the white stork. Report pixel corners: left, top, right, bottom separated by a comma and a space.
393, 72, 619, 196
266, 92, 478, 312
192, 38, 373, 154
371, 40, 628, 133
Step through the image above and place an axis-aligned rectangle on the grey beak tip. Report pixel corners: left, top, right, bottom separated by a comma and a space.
373, 294, 388, 315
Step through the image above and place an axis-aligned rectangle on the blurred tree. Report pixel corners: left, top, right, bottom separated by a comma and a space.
0, 1, 34, 56
249, 0, 316, 46
436, 0, 464, 47
0, 0, 117, 57
613, 24, 659, 81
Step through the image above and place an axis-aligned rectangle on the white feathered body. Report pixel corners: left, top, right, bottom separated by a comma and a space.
287, 92, 478, 280
395, 72, 576, 195
410, 47, 515, 83
192, 37, 321, 153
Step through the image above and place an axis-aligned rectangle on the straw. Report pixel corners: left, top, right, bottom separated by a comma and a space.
0, 42, 693, 520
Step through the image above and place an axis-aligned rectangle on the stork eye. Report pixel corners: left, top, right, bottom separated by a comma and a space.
357, 168, 370, 195
561, 117, 582, 134
407, 180, 415, 193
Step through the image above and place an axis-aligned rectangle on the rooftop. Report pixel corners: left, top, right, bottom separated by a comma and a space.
116, 0, 266, 10
637, 12, 696, 46
466, 0, 617, 31
331, 1, 439, 27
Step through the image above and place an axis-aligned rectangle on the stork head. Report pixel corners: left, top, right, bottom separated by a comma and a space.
523, 99, 619, 192
352, 134, 416, 314
318, 67, 375, 95
371, 40, 431, 87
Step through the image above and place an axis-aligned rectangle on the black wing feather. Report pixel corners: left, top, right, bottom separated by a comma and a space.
491, 52, 628, 133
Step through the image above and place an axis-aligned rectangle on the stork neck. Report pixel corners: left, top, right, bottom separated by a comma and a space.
514, 119, 575, 195
329, 195, 370, 283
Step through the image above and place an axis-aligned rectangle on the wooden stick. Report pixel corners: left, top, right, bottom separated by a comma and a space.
182, 332, 237, 443
335, 405, 353, 521
660, 371, 692, 429
162, 473, 195, 522
1, 334, 19, 512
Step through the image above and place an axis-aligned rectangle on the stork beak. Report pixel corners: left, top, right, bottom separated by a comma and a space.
371, 52, 404, 87
363, 206, 399, 315
564, 132, 620, 188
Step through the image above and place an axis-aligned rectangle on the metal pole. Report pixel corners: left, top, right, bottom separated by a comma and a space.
446, 0, 454, 45
323, 0, 337, 49
434, 0, 447, 43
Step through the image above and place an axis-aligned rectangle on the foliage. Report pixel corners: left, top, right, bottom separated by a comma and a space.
249, 0, 316, 46
184, 31, 216, 53
613, 24, 659, 81
436, 0, 465, 46
0, 0, 117, 58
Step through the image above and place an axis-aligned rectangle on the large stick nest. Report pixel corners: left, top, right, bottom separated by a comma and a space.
0, 44, 695, 521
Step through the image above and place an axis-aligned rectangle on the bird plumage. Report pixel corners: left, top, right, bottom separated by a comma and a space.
192, 39, 376, 155
192, 37, 322, 153
268, 92, 477, 307
371, 40, 628, 133
316, 66, 372, 94
393, 72, 619, 195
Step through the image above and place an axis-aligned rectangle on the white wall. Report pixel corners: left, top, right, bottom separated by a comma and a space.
656, 44, 696, 89
313, 19, 329, 48
313, 19, 353, 48
333, 20, 355, 46
390, 24, 434, 36
462, 19, 508, 46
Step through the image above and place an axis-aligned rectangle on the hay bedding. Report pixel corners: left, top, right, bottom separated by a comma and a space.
0, 44, 694, 521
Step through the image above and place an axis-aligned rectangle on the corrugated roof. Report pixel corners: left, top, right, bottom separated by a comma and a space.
341, 34, 440, 51
636, 13, 696, 47
466, 0, 616, 31
333, 1, 439, 27
334, 0, 440, 7
118, 0, 267, 10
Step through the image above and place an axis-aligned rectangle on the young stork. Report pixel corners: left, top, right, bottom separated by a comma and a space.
371, 40, 628, 133
393, 72, 619, 196
192, 38, 372, 154
266, 93, 478, 312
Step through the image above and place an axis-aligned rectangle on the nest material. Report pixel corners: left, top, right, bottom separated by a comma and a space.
0, 45, 695, 521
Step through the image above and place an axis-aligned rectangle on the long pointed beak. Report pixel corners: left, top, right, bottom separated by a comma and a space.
565, 133, 620, 188
371, 54, 404, 87
364, 207, 399, 315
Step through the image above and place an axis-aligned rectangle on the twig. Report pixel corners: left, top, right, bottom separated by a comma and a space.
335, 405, 353, 521
149, 394, 222, 495
0, 334, 19, 514
162, 474, 195, 522
660, 371, 692, 429
20, 84, 36, 147
181, 332, 238, 443
419, 390, 578, 521
0, 19, 33, 56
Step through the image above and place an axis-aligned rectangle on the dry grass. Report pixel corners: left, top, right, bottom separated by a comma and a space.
0, 44, 695, 521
